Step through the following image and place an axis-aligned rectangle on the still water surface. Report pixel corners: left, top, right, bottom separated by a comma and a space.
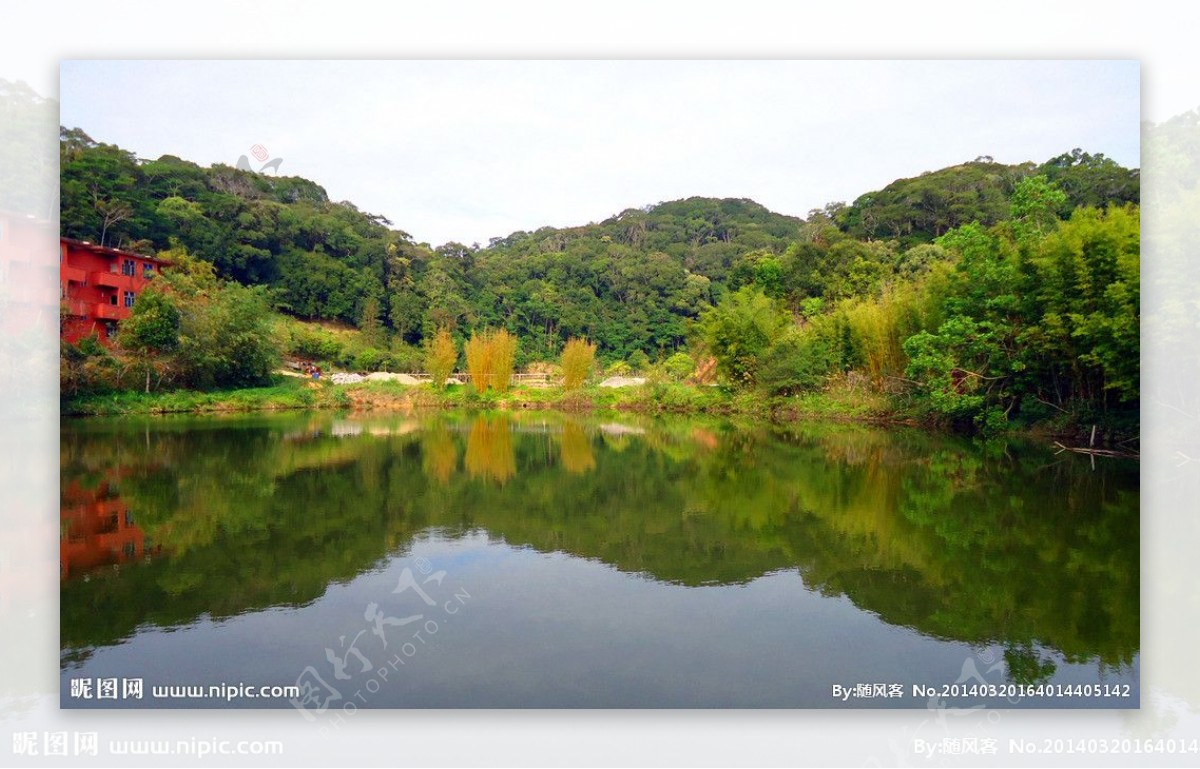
60, 411, 1138, 708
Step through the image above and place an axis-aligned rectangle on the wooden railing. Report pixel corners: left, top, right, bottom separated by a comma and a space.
396, 372, 563, 386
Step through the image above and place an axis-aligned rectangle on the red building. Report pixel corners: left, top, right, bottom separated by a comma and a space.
60, 237, 170, 344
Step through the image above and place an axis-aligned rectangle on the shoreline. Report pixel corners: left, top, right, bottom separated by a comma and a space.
60, 377, 1138, 449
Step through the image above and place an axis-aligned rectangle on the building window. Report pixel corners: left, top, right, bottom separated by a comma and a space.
143, 263, 154, 277
123, 291, 135, 307
110, 294, 118, 305
122, 259, 135, 276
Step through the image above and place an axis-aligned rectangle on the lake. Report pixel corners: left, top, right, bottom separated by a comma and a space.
60, 410, 1138, 710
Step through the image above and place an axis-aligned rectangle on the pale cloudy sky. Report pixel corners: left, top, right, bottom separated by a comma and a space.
59, 60, 1139, 248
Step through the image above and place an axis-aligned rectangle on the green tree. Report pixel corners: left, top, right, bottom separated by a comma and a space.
663, 352, 695, 381
756, 332, 833, 396
174, 283, 278, 389
1021, 204, 1140, 406
696, 287, 790, 386
1037, 148, 1140, 214
359, 294, 385, 347
157, 245, 280, 390
117, 287, 181, 392
902, 222, 1023, 431
1009, 174, 1068, 240
902, 199, 1139, 433
627, 349, 650, 372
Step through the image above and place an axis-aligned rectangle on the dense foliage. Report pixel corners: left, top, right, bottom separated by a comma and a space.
61, 126, 1140, 433
838, 152, 1138, 246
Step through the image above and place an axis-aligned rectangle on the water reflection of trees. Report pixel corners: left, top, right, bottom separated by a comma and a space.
421, 421, 457, 485
61, 412, 1138, 677
464, 415, 516, 484
558, 420, 595, 474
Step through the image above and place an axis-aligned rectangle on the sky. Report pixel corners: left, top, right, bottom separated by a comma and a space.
58, 60, 1140, 248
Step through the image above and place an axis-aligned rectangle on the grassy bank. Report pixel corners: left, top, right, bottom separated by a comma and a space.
394, 380, 770, 416
61, 378, 350, 416
61, 376, 1129, 445
63, 376, 893, 422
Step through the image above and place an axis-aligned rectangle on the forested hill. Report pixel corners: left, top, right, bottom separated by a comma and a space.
59, 126, 1138, 360
838, 151, 1139, 245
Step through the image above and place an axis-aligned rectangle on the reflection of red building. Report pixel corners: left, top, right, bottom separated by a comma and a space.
1, 210, 56, 339
60, 477, 151, 580
59, 237, 170, 344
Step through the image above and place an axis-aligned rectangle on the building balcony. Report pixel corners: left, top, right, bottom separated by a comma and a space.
62, 266, 87, 284
93, 303, 129, 321
63, 299, 91, 317
90, 271, 129, 290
